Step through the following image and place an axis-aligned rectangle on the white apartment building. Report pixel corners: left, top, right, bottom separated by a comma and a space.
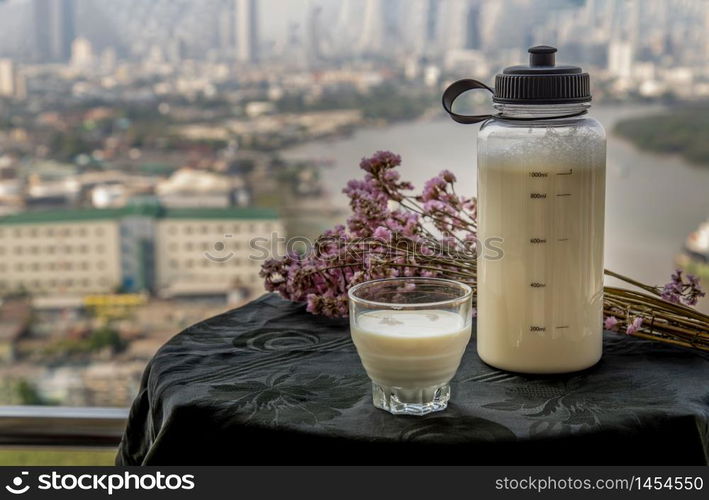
0, 206, 282, 300
0, 212, 122, 295
154, 207, 283, 298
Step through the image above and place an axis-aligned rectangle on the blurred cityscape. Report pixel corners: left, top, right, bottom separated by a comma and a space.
0, 0, 708, 408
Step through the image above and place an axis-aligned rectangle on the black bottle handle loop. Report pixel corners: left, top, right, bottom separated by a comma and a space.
441, 79, 494, 124
442, 78, 588, 124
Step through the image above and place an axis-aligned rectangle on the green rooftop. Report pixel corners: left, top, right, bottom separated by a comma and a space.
162, 207, 279, 220
0, 206, 279, 225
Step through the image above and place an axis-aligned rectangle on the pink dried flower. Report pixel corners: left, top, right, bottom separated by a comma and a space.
626, 317, 643, 335
440, 170, 457, 183
421, 176, 447, 202
660, 269, 705, 306
260, 151, 476, 318
359, 151, 401, 174
373, 226, 392, 242
604, 316, 619, 331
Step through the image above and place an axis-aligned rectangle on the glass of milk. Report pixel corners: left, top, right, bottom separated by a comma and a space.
348, 278, 473, 415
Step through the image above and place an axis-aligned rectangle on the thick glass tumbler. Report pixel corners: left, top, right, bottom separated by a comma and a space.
348, 278, 473, 416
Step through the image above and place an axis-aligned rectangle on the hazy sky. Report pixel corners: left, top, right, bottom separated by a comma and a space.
0, 0, 346, 54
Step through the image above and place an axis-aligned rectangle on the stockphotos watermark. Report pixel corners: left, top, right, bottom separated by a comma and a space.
3, 470, 194, 496
202, 232, 504, 263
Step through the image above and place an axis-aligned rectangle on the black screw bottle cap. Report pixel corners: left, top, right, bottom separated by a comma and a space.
493, 46, 591, 104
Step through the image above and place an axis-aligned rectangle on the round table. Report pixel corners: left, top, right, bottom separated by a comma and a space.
117, 294, 709, 465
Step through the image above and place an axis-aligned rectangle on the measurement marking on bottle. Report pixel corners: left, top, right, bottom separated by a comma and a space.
556, 169, 573, 176
556, 193, 572, 197
530, 193, 547, 199
530, 282, 546, 288
529, 171, 549, 177
529, 326, 546, 332
557, 238, 569, 242
555, 325, 570, 329
530, 238, 547, 244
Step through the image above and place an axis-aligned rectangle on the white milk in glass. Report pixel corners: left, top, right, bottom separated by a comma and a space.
350, 310, 471, 391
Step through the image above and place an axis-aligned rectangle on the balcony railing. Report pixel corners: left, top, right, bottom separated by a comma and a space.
0, 406, 128, 447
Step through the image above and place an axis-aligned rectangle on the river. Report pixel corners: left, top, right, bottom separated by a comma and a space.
283, 105, 709, 306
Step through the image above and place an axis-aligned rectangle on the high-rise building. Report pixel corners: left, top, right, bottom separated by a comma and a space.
219, 7, 234, 53
425, 0, 439, 46
358, 0, 384, 54
437, 0, 471, 53
465, 3, 481, 50
235, 0, 259, 64
397, 0, 443, 57
332, 0, 360, 56
306, 5, 323, 64
33, 0, 76, 62
398, 0, 428, 56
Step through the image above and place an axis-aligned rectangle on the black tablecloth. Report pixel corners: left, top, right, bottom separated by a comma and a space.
117, 294, 709, 465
